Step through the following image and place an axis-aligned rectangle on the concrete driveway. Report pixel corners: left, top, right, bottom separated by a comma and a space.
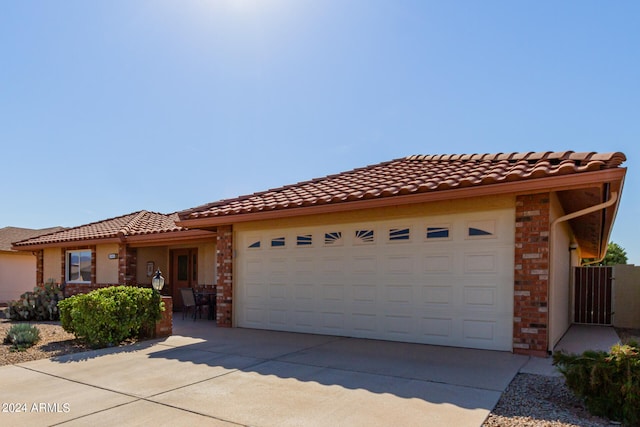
0, 319, 529, 427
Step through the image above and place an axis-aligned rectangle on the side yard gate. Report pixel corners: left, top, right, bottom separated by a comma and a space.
574, 266, 613, 325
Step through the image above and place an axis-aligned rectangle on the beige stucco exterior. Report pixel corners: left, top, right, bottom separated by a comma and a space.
0, 252, 36, 303
136, 246, 169, 286
43, 248, 61, 283
613, 264, 640, 329
96, 243, 119, 284
549, 192, 577, 349
234, 194, 516, 233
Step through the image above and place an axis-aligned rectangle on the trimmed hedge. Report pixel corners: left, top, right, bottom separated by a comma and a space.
553, 342, 640, 425
58, 286, 164, 348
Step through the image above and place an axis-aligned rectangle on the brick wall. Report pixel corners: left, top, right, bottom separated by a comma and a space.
215, 225, 233, 327
118, 244, 137, 285
514, 193, 551, 357
155, 296, 173, 337
36, 250, 44, 285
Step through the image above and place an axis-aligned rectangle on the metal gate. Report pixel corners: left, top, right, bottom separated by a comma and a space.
574, 266, 613, 325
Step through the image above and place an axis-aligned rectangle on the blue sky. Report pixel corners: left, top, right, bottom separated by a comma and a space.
1, 1, 638, 261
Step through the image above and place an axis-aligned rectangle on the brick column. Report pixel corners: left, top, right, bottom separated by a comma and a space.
216, 225, 233, 327
155, 296, 173, 337
118, 244, 137, 285
514, 193, 551, 357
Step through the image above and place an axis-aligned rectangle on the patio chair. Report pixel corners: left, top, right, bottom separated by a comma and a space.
180, 287, 206, 320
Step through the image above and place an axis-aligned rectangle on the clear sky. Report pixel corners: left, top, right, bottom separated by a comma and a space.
1, 1, 639, 261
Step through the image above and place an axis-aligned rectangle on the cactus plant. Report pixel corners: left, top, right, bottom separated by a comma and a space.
7, 279, 64, 321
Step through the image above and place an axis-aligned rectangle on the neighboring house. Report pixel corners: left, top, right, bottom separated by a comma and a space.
0, 226, 64, 303
12, 211, 217, 311
176, 151, 627, 357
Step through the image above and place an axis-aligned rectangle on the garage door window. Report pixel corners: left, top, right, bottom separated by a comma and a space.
271, 237, 286, 247
355, 229, 375, 244
426, 226, 450, 240
297, 234, 313, 246
389, 228, 410, 241
248, 240, 261, 249
324, 232, 343, 246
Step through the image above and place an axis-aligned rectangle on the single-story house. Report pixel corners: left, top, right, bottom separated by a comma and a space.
176, 151, 626, 357
0, 226, 64, 303
12, 211, 217, 311
12, 151, 627, 357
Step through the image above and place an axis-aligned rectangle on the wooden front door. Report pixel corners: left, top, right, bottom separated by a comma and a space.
171, 248, 198, 311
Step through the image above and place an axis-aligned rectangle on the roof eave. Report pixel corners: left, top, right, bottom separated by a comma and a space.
177, 168, 627, 229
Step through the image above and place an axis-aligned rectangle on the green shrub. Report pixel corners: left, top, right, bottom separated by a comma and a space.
8, 279, 64, 321
553, 342, 640, 425
4, 324, 40, 351
58, 286, 164, 348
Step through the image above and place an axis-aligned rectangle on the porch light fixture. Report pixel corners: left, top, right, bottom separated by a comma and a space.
151, 269, 165, 292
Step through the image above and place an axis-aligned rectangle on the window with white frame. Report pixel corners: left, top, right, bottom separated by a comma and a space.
66, 250, 92, 283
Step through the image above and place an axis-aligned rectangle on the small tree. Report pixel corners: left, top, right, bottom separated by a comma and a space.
602, 242, 628, 265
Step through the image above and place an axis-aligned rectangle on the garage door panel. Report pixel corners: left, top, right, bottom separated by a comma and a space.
420, 317, 453, 338
421, 285, 453, 306
236, 208, 514, 351
423, 254, 454, 273
463, 320, 497, 342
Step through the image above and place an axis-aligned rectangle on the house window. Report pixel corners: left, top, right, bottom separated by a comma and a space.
66, 250, 92, 283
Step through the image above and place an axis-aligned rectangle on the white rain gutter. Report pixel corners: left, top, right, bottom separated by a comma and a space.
547, 190, 618, 352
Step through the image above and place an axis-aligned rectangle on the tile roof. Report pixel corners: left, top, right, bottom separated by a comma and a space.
179, 151, 626, 221
0, 226, 65, 252
12, 211, 185, 247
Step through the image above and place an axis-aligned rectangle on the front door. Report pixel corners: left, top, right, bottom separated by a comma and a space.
171, 248, 198, 311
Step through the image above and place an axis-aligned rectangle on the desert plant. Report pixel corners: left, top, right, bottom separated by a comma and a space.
58, 286, 163, 348
553, 342, 640, 425
8, 279, 64, 321
4, 323, 40, 351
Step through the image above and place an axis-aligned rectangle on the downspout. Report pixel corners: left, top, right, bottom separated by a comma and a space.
547, 190, 618, 352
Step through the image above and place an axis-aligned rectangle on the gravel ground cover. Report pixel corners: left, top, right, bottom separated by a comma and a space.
1, 319, 635, 426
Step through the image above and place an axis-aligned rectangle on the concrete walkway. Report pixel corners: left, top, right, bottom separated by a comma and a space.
1, 318, 531, 427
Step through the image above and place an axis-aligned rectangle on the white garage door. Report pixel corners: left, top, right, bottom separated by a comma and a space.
236, 208, 515, 351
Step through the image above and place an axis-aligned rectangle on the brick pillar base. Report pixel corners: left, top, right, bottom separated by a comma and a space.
216, 225, 233, 327
155, 296, 173, 337
514, 193, 551, 357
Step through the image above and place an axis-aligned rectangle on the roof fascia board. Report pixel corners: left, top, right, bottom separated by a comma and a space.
12, 237, 122, 251
177, 168, 626, 228
126, 230, 217, 247
12, 230, 217, 251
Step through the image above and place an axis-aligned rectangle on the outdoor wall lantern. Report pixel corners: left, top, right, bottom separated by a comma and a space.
151, 269, 165, 293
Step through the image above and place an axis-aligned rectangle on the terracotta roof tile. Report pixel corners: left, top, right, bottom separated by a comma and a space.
13, 211, 184, 247
179, 151, 626, 221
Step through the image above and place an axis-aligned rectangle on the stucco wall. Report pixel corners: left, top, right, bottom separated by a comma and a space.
235, 195, 516, 233
549, 193, 575, 348
136, 243, 216, 286
43, 248, 61, 283
136, 247, 169, 286
613, 264, 640, 329
0, 252, 36, 302
96, 243, 119, 284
